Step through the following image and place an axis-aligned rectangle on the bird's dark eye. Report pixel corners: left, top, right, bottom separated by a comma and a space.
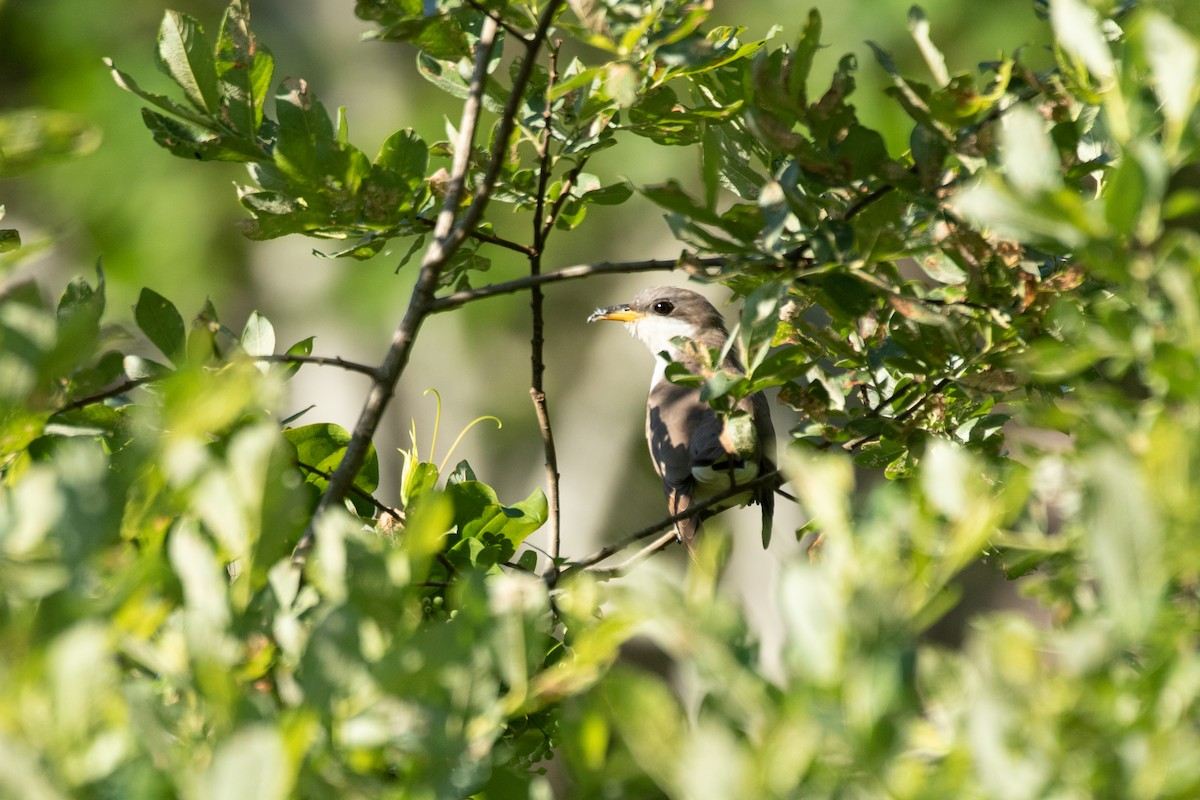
652, 300, 675, 315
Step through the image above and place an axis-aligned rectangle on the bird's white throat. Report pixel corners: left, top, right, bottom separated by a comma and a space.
625, 315, 697, 386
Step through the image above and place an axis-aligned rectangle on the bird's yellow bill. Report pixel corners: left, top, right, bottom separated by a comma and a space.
587, 305, 644, 323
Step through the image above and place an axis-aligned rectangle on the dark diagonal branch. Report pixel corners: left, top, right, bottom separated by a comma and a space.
254, 353, 379, 378
554, 468, 784, 578
293, 14, 503, 563
295, 460, 403, 521
294, 1, 566, 564
464, 0, 532, 45
59, 378, 149, 412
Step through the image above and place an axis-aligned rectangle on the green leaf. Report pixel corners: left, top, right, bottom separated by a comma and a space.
580, 180, 633, 205
215, 0, 274, 136
907, 6, 949, 86
376, 128, 428, 186
402, 460, 440, 506
240, 310, 275, 357
108, 57, 217, 130
1000, 105, 1060, 197
642, 180, 722, 225
448, 459, 478, 485
273, 77, 337, 184
157, 11, 221, 114
273, 336, 314, 379
46, 403, 124, 439
0, 109, 102, 178
447, 480, 547, 555
199, 726, 291, 800
416, 53, 508, 113
123, 354, 172, 382
1105, 142, 1167, 241
286, 423, 380, 508
135, 288, 186, 364
141, 108, 261, 162
56, 269, 105, 343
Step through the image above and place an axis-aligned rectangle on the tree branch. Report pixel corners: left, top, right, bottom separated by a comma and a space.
842, 376, 953, 451
293, 14, 505, 564
530, 42, 562, 562
293, 1, 567, 564
295, 459, 403, 521
585, 530, 680, 580
463, 0, 532, 45
554, 468, 784, 577
429, 256, 724, 313
59, 378, 148, 412
413, 215, 536, 256
254, 353, 379, 378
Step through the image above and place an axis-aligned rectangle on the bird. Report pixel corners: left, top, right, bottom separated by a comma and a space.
588, 286, 777, 555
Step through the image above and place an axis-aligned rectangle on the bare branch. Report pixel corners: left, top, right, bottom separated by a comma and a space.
463, 0, 532, 45
413, 215, 536, 256
530, 42, 563, 562
430, 256, 724, 313
585, 530, 680, 580
60, 378, 148, 412
254, 353, 379, 378
556, 468, 784, 576
295, 459, 403, 521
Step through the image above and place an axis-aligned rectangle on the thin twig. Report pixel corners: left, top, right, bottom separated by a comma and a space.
530, 42, 563, 561
254, 353, 379, 378
295, 459, 403, 521
413, 215, 536, 256
541, 154, 589, 239
587, 530, 680, 580
430, 256, 724, 313
59, 378, 149, 412
556, 469, 784, 576
843, 376, 952, 451
464, 0, 532, 45
294, 1, 567, 564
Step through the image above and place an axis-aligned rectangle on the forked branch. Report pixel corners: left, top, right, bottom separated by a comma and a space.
294, 1, 567, 563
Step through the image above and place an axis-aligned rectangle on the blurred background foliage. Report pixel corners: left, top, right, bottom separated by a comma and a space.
3, 0, 1200, 797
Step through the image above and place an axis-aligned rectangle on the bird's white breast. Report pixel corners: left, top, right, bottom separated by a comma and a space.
625, 315, 697, 388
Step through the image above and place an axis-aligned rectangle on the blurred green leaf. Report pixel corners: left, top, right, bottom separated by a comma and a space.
134, 288, 186, 365
0, 109, 101, 177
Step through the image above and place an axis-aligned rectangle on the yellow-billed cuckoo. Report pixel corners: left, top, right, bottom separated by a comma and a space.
588, 286, 776, 554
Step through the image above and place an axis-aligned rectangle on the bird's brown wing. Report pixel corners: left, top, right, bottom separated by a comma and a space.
647, 381, 721, 553
746, 389, 777, 547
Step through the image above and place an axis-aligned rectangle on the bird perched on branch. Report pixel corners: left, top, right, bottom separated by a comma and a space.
588, 286, 777, 555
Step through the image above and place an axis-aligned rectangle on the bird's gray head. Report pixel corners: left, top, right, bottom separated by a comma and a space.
587, 286, 728, 358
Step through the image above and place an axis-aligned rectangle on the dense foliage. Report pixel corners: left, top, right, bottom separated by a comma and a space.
2, 0, 1200, 796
